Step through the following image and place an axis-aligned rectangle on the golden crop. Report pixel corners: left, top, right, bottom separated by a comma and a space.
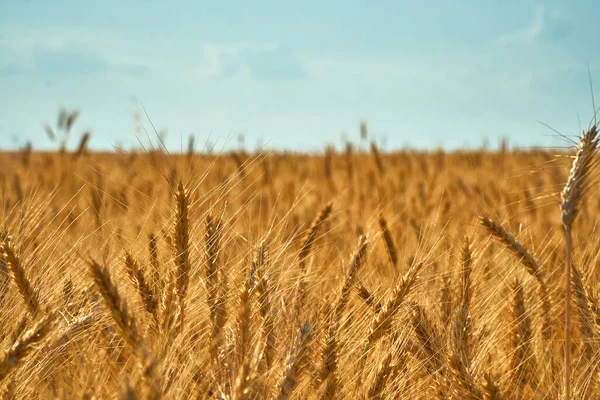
0, 128, 598, 399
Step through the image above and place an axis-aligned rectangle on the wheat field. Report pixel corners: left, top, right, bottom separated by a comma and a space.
1, 124, 600, 399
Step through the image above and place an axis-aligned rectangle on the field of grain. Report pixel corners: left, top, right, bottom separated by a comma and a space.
0, 126, 599, 399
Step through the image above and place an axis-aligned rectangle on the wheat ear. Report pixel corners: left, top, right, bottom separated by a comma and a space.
1, 376, 16, 400
205, 213, 227, 360
88, 258, 142, 350
560, 125, 598, 400
371, 142, 385, 175
480, 216, 552, 340
298, 202, 333, 268
378, 214, 398, 267
235, 261, 256, 371
571, 265, 596, 359
482, 372, 504, 400
172, 180, 191, 334
88, 258, 161, 395
356, 263, 423, 393
411, 304, 447, 396
148, 233, 163, 300
255, 241, 276, 369
295, 202, 333, 322
365, 350, 394, 400
319, 235, 369, 397
571, 264, 598, 397
124, 252, 158, 319
233, 273, 254, 400
356, 282, 382, 313
0, 314, 53, 383
448, 237, 482, 399
367, 262, 424, 346
275, 322, 312, 400
0, 234, 41, 318
511, 277, 538, 397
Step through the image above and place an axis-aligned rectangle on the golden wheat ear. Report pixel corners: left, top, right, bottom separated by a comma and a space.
172, 180, 191, 334
560, 125, 599, 400
148, 233, 163, 301
275, 321, 312, 400
560, 125, 599, 227
356, 281, 382, 313
124, 252, 159, 322
366, 262, 424, 346
318, 234, 368, 398
378, 214, 398, 268
204, 213, 227, 362
511, 277, 538, 397
480, 216, 553, 340
0, 233, 42, 319
571, 263, 599, 398
365, 350, 394, 400
482, 372, 504, 400
254, 240, 277, 372
88, 258, 162, 396
0, 314, 54, 383
87, 257, 142, 351
298, 202, 333, 268
371, 142, 385, 175
294, 201, 334, 323
73, 132, 90, 160
411, 304, 447, 396
447, 237, 483, 399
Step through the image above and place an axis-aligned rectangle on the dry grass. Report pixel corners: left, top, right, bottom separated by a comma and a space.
0, 124, 599, 398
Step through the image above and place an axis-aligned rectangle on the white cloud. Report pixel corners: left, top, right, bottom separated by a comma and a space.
189, 42, 306, 81
498, 6, 570, 46
498, 7, 546, 45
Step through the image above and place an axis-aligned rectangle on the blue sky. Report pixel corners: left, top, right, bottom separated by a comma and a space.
1, 1, 600, 152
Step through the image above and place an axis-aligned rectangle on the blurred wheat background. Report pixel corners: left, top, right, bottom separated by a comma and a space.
1, 109, 600, 399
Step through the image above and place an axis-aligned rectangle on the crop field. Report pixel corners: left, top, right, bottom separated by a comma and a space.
0, 126, 599, 399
